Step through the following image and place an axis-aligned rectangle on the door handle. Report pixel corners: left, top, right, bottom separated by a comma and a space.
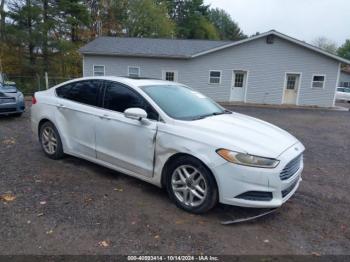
100, 114, 111, 120
56, 103, 66, 109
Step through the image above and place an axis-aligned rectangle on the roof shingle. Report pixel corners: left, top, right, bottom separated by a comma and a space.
79, 37, 233, 58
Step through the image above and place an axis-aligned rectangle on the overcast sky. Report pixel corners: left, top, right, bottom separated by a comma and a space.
205, 0, 350, 46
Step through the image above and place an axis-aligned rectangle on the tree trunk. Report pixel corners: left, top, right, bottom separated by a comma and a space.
26, 0, 35, 66
42, 0, 49, 73
0, 0, 5, 40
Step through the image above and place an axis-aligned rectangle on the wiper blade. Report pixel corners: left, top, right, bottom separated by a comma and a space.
193, 111, 229, 120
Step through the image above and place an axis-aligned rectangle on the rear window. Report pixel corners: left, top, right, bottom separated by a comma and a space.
56, 80, 102, 106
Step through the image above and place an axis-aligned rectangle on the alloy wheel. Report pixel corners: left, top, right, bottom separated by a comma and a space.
171, 165, 208, 207
41, 126, 57, 155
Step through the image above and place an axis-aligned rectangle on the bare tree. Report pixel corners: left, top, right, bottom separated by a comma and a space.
312, 37, 338, 54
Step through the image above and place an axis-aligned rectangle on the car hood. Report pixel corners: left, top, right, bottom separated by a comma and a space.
0, 87, 17, 93
184, 112, 299, 158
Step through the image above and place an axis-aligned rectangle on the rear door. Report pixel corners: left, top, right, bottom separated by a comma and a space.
95, 81, 159, 177
55, 80, 103, 158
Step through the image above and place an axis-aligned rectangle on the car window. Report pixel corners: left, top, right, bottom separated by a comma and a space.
103, 81, 159, 121
337, 88, 344, 92
56, 80, 101, 106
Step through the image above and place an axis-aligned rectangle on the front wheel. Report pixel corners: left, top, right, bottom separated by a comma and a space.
166, 156, 218, 214
39, 121, 64, 160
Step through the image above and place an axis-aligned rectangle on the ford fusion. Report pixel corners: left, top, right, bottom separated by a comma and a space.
31, 77, 304, 213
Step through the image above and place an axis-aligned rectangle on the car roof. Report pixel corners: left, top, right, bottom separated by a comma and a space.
63, 76, 180, 88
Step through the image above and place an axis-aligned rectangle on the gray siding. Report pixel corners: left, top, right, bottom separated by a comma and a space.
83, 36, 339, 107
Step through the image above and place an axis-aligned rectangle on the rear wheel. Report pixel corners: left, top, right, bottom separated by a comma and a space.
39, 122, 64, 159
166, 156, 218, 214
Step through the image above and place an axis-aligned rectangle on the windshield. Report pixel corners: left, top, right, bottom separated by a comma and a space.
141, 84, 229, 120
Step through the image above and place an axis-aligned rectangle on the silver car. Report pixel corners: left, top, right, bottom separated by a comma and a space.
0, 82, 25, 116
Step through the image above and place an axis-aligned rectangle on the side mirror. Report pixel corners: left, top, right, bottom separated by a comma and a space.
124, 108, 147, 121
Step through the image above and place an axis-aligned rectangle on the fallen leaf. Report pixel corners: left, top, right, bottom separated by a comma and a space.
113, 188, 123, 192
2, 137, 16, 145
263, 239, 270, 243
154, 235, 160, 239
98, 240, 110, 247
311, 252, 320, 256
37, 213, 44, 217
0, 193, 16, 202
40, 201, 47, 205
46, 229, 53, 234
175, 220, 185, 224
84, 198, 93, 203
131, 221, 136, 225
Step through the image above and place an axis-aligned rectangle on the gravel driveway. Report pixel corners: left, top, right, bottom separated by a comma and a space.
0, 103, 349, 255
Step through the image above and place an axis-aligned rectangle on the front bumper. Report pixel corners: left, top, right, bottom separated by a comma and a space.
0, 98, 25, 115
214, 142, 304, 208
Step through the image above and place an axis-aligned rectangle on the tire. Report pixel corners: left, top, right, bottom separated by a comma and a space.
13, 113, 22, 117
39, 121, 64, 160
166, 155, 218, 214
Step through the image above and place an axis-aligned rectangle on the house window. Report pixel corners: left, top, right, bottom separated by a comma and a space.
209, 71, 221, 84
128, 66, 140, 77
286, 75, 297, 89
312, 75, 325, 88
340, 81, 350, 88
234, 73, 244, 87
162, 71, 178, 82
93, 65, 105, 76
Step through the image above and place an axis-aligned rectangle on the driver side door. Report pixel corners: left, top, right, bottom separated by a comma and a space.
95, 81, 159, 177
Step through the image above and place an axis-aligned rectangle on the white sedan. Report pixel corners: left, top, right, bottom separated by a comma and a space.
336, 87, 350, 102
31, 77, 304, 213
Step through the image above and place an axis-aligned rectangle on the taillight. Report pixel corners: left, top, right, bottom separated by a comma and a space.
32, 95, 37, 105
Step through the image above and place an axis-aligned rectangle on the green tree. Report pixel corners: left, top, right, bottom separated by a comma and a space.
125, 0, 175, 37
160, 0, 219, 39
338, 39, 350, 60
56, 0, 90, 42
7, 0, 42, 68
208, 8, 246, 40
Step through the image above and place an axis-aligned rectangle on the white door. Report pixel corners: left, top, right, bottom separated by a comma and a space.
283, 74, 300, 104
54, 80, 103, 158
230, 71, 247, 102
95, 81, 158, 177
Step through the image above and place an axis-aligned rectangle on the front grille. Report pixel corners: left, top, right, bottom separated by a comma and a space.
0, 108, 16, 113
280, 154, 302, 180
235, 191, 273, 201
0, 97, 15, 104
282, 180, 298, 198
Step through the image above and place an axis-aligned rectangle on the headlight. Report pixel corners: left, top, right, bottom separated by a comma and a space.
216, 149, 279, 168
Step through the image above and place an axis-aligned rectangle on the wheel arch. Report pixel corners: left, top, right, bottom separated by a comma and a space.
38, 118, 53, 139
37, 118, 64, 149
160, 152, 219, 191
